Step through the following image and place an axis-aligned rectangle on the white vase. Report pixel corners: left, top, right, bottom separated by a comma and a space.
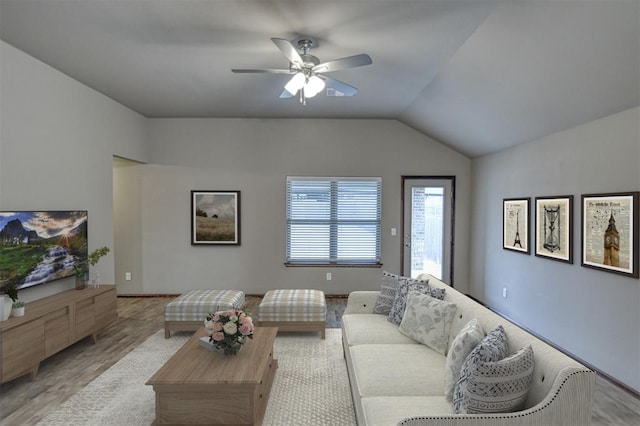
0, 295, 11, 321
11, 305, 25, 317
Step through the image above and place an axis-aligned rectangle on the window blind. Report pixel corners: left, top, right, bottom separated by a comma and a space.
286, 177, 382, 265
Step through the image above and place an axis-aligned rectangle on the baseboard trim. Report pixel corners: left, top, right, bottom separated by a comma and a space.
465, 293, 640, 398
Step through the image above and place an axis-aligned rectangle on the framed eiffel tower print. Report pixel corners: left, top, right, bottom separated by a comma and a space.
503, 198, 530, 254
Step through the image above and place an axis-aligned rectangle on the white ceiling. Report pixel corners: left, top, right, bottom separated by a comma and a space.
1, 0, 638, 157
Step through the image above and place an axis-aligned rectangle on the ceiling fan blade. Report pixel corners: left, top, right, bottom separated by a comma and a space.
279, 89, 295, 99
321, 76, 359, 97
271, 38, 303, 66
312, 54, 372, 73
232, 68, 293, 74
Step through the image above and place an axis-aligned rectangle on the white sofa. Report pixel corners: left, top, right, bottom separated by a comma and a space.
341, 274, 596, 426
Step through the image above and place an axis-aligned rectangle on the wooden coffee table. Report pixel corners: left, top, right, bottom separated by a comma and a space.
146, 327, 278, 425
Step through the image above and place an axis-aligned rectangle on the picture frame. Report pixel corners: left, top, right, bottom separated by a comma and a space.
191, 190, 241, 245
581, 192, 638, 278
535, 195, 573, 263
503, 198, 530, 254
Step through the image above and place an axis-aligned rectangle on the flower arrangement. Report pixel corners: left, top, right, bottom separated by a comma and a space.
204, 309, 254, 355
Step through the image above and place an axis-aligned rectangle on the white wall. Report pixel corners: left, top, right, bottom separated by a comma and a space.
0, 41, 148, 301
112, 118, 472, 295
470, 107, 640, 392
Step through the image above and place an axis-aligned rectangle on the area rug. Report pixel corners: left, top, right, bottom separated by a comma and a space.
36, 329, 355, 426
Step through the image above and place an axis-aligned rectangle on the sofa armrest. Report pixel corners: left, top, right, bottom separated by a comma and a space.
397, 369, 595, 426
344, 291, 379, 315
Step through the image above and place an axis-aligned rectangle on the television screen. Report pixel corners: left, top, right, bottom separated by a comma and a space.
0, 211, 88, 292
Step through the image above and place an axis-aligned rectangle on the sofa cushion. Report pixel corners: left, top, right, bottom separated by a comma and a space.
398, 291, 457, 355
458, 345, 535, 414
373, 271, 401, 315
362, 396, 452, 426
388, 280, 444, 325
452, 324, 509, 413
343, 314, 419, 346
444, 317, 485, 402
350, 344, 446, 397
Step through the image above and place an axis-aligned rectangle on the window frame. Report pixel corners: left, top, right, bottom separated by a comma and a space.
285, 176, 382, 267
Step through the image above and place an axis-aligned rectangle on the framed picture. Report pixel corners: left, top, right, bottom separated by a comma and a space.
503, 198, 530, 254
191, 190, 241, 245
581, 192, 638, 278
535, 196, 573, 263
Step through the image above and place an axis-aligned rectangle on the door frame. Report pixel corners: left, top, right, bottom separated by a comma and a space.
401, 175, 456, 287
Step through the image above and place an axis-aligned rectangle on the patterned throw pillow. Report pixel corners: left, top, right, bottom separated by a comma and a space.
387, 279, 442, 325
373, 271, 401, 315
444, 318, 485, 402
398, 291, 457, 355
452, 325, 509, 413
459, 345, 535, 413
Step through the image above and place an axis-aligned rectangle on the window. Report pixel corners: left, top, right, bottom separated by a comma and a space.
286, 177, 382, 266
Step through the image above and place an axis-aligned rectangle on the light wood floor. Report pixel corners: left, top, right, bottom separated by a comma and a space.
0, 297, 638, 426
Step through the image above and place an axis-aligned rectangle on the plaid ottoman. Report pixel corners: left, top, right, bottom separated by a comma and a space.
258, 289, 326, 339
164, 289, 245, 338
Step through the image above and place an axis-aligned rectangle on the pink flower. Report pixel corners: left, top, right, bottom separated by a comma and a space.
212, 332, 224, 342
239, 315, 252, 325
212, 313, 220, 322
239, 324, 253, 336
213, 322, 223, 332
223, 321, 238, 335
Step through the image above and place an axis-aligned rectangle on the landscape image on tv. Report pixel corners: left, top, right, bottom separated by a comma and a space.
0, 211, 88, 292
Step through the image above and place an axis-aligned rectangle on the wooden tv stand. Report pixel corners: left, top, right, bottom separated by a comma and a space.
0, 285, 117, 384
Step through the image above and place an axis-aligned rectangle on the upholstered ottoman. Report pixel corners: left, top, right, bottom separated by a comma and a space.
258, 289, 326, 339
164, 289, 245, 338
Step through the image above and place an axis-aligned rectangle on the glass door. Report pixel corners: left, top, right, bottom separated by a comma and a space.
402, 176, 455, 284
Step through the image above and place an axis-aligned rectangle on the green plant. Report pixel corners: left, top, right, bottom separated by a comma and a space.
12, 300, 25, 308
3, 282, 19, 303
73, 246, 110, 280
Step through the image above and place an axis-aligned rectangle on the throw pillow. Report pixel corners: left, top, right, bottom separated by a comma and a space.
459, 345, 535, 413
373, 271, 401, 315
387, 280, 438, 325
443, 318, 485, 402
398, 290, 457, 355
402, 276, 445, 300
452, 324, 509, 413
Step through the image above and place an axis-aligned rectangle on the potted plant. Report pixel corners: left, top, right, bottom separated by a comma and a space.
3, 282, 25, 317
74, 246, 110, 290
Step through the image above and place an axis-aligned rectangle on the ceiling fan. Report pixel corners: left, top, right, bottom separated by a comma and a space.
232, 38, 372, 105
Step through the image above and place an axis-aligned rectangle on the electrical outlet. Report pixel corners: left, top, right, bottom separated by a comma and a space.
502, 288, 508, 298
391, 227, 397, 236
326, 272, 332, 281
125, 272, 132, 281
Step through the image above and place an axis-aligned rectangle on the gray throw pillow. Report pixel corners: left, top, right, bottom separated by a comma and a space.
457, 345, 535, 413
398, 290, 457, 355
387, 278, 443, 325
444, 318, 485, 402
373, 271, 401, 315
452, 325, 509, 413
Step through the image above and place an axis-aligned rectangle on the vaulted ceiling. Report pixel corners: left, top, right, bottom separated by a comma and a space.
1, 0, 638, 157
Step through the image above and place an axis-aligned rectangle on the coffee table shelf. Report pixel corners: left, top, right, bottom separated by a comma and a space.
147, 327, 278, 425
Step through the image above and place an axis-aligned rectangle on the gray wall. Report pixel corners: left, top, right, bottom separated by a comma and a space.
469, 107, 640, 392
0, 41, 149, 302
112, 118, 471, 295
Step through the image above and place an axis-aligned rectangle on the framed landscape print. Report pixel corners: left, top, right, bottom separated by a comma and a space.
191, 190, 241, 245
535, 195, 573, 263
581, 192, 638, 278
503, 198, 530, 254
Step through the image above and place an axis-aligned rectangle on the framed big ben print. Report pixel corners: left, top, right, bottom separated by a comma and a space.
581, 192, 639, 278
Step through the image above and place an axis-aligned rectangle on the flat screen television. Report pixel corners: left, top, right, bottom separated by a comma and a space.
0, 211, 88, 292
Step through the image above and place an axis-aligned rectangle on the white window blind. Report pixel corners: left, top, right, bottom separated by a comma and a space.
286, 177, 382, 265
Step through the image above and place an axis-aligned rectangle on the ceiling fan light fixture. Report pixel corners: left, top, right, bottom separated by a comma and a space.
304, 75, 325, 98
284, 72, 305, 95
